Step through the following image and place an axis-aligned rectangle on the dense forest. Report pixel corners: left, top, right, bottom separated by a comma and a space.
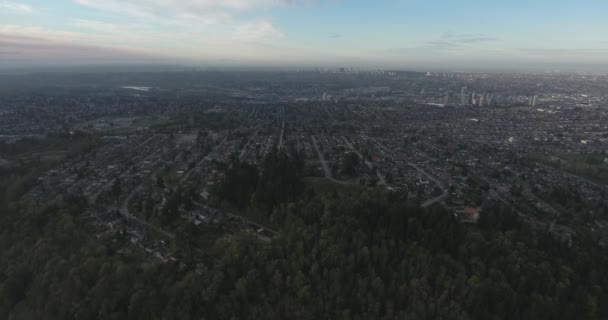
1, 177, 607, 319
218, 147, 305, 213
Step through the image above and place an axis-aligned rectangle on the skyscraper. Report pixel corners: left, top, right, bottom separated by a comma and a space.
460, 86, 467, 106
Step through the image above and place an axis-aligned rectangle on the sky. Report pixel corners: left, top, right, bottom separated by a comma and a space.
1, 0, 607, 71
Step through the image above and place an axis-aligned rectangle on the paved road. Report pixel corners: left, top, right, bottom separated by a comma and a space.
87, 135, 160, 205
323, 104, 337, 123
119, 173, 175, 239
535, 160, 606, 189
488, 190, 549, 226
376, 171, 387, 186
180, 136, 229, 185
225, 212, 277, 235
239, 129, 259, 161
342, 136, 374, 170
193, 201, 276, 242
408, 162, 448, 208
370, 137, 447, 208
312, 136, 353, 185
420, 192, 448, 208
179, 159, 204, 185
278, 120, 285, 150
342, 136, 386, 185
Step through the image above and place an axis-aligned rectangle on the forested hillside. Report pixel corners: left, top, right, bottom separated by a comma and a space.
1, 188, 606, 319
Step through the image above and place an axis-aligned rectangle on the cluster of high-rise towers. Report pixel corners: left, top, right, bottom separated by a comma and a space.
456, 86, 496, 107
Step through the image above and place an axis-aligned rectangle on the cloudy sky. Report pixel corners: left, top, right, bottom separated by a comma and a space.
1, 0, 607, 70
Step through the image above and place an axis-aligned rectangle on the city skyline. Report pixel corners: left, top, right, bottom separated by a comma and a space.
1, 0, 608, 71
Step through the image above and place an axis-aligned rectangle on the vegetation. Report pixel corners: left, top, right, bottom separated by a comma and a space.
218, 160, 259, 209
0, 133, 100, 218
340, 151, 360, 177
531, 152, 608, 184
218, 147, 304, 212
302, 177, 362, 195
150, 111, 243, 131
2, 142, 608, 320
1, 188, 607, 319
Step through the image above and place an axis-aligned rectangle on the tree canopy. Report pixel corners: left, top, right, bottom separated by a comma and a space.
1, 188, 606, 320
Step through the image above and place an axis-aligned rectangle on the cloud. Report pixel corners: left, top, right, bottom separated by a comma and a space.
74, 0, 305, 24
0, 20, 292, 64
71, 0, 292, 48
441, 32, 481, 40
0, 33, 169, 64
519, 48, 606, 54
423, 40, 465, 48
0, 25, 84, 43
389, 32, 498, 54
458, 37, 497, 43
385, 32, 503, 61
234, 20, 284, 41
0, 1, 33, 13
391, 35, 478, 54
73, 20, 124, 34
440, 32, 496, 43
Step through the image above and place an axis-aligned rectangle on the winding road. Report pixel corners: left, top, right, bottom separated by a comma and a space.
118, 173, 175, 239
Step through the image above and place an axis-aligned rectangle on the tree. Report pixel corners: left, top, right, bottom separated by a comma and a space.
111, 178, 122, 197
341, 152, 359, 177
219, 160, 259, 209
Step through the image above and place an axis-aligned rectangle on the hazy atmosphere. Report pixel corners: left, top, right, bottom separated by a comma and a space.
1, 0, 607, 71
3, 2, 608, 319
